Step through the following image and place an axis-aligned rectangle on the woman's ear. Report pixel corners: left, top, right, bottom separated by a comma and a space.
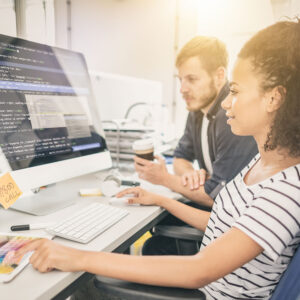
266, 86, 286, 113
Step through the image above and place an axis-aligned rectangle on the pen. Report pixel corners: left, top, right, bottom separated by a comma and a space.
10, 223, 52, 231
121, 180, 140, 187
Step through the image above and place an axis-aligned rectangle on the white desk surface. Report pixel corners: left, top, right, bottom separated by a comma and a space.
0, 172, 177, 300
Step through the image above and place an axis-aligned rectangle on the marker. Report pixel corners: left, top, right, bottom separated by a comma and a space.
121, 180, 140, 187
10, 223, 52, 231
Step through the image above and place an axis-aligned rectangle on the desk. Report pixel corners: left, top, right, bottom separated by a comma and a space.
0, 172, 177, 300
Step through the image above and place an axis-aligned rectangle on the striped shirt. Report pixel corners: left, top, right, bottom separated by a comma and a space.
201, 154, 300, 299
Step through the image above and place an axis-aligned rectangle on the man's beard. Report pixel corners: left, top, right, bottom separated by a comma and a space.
187, 81, 218, 112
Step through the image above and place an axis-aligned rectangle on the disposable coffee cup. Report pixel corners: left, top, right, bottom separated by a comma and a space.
132, 139, 154, 161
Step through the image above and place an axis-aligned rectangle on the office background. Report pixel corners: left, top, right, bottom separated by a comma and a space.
0, 1, 299, 299
0, 0, 299, 136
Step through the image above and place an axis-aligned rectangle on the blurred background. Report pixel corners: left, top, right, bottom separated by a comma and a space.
1, 0, 299, 139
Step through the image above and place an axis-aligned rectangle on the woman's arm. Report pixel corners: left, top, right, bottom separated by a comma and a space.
163, 172, 214, 207
17, 227, 263, 289
157, 195, 210, 231
133, 156, 214, 207
87, 227, 263, 288
117, 187, 210, 231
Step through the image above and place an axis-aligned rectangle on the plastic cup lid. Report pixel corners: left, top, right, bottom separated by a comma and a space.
132, 139, 154, 151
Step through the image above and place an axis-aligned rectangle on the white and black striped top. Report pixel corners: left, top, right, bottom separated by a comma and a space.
201, 154, 300, 300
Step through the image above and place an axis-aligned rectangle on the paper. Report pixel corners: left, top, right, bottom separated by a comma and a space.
0, 173, 22, 209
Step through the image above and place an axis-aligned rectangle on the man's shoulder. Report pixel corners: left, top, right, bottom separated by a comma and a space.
187, 111, 203, 123
212, 107, 228, 127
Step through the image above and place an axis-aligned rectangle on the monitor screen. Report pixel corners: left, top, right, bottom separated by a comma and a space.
0, 34, 112, 214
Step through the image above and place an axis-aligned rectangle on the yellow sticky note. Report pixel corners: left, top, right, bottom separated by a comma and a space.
79, 188, 102, 197
0, 173, 22, 209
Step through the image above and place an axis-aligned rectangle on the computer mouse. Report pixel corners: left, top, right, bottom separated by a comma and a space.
109, 197, 128, 205
109, 196, 139, 206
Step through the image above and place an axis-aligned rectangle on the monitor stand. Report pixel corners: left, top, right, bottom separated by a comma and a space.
10, 182, 78, 216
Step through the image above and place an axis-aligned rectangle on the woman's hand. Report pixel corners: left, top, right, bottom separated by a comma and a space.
116, 187, 164, 206
15, 239, 84, 273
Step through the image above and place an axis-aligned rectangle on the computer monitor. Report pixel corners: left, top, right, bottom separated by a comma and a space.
0, 34, 112, 215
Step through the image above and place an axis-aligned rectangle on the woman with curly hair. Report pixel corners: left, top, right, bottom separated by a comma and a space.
17, 20, 300, 300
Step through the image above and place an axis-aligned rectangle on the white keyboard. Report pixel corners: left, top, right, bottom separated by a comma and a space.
47, 202, 129, 243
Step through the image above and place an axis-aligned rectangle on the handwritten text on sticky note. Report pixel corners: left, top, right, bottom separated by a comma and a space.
0, 173, 22, 209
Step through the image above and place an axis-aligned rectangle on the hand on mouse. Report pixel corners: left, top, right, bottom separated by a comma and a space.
109, 196, 131, 205
116, 187, 165, 206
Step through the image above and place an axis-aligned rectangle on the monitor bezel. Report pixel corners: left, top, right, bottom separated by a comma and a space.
0, 34, 113, 214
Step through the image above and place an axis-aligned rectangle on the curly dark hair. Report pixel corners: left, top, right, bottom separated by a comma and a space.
238, 19, 300, 157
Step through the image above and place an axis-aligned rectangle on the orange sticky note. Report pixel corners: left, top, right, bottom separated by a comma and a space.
0, 173, 22, 209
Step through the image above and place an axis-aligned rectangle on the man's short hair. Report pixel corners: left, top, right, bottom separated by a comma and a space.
176, 36, 228, 74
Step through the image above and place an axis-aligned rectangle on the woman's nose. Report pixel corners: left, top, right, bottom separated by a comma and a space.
221, 94, 232, 110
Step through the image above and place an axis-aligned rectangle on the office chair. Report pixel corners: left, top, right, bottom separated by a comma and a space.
94, 246, 300, 300
269, 245, 300, 300
147, 201, 209, 255
150, 225, 204, 255
94, 276, 206, 300
92, 218, 206, 299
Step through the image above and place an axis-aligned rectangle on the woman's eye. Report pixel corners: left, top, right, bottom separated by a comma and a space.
230, 89, 238, 95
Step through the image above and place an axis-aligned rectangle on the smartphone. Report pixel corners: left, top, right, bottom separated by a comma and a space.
0, 233, 51, 283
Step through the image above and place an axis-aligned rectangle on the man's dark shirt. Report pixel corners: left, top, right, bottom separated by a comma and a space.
174, 83, 258, 199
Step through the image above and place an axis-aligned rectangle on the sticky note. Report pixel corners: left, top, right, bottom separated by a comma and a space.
0, 173, 22, 209
79, 188, 102, 197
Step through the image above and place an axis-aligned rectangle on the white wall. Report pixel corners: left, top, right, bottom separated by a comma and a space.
53, 0, 300, 139
55, 0, 176, 110
173, 0, 199, 137
197, 0, 274, 72
0, 0, 298, 143
89, 71, 163, 122
25, 0, 55, 45
272, 0, 300, 21
0, 0, 16, 36
54, 0, 199, 138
